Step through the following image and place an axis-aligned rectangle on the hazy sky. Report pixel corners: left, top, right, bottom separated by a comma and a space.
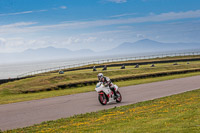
0, 0, 200, 53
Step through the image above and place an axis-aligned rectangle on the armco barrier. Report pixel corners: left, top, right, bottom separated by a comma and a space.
17, 51, 200, 78
1, 52, 200, 85
54, 57, 200, 72
1, 56, 200, 85
0, 76, 33, 85
20, 68, 200, 93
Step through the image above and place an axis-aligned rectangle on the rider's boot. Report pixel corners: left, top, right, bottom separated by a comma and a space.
111, 87, 118, 99
114, 95, 118, 100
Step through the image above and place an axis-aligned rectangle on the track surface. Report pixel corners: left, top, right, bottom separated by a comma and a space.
0, 75, 200, 131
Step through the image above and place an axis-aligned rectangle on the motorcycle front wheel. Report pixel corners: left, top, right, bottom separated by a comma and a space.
98, 93, 108, 105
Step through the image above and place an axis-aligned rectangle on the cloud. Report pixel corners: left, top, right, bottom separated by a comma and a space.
0, 37, 52, 53
52, 6, 68, 10
1, 10, 200, 35
60, 6, 67, 9
0, 10, 47, 16
0, 38, 6, 42
2, 20, 200, 53
0, 5, 66, 17
0, 22, 37, 28
110, 13, 137, 18
30, 9, 200, 30
60, 36, 97, 46
136, 34, 145, 38
37, 10, 200, 28
0, 22, 38, 34
0, 37, 6, 48
107, 0, 127, 3
0, 11, 33, 16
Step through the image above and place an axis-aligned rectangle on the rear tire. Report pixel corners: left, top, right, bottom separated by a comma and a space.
98, 93, 108, 105
116, 91, 122, 103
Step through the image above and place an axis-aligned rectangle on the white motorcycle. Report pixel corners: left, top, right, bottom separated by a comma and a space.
95, 82, 122, 105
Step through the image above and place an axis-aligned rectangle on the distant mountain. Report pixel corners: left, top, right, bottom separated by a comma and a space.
24, 47, 95, 59
1, 39, 200, 64
22, 46, 73, 59
24, 46, 72, 54
74, 49, 95, 55
0, 47, 95, 63
108, 39, 200, 54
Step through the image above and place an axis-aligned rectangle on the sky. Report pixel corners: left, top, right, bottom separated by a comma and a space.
0, 0, 200, 53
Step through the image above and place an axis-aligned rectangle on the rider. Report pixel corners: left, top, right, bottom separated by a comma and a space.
97, 73, 118, 99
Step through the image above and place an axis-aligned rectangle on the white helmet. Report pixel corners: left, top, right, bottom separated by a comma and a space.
97, 73, 104, 80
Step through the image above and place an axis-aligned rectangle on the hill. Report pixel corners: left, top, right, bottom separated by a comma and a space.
108, 39, 200, 54
0, 47, 95, 63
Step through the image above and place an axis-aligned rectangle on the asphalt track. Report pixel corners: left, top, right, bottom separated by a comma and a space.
0, 75, 200, 131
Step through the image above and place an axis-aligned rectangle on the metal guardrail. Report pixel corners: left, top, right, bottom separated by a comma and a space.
17, 51, 200, 78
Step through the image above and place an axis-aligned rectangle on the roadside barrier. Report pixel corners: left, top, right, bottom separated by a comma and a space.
20, 68, 200, 93
0, 51, 200, 85
17, 51, 200, 78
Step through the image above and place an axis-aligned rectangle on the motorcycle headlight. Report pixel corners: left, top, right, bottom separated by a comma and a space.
96, 83, 101, 88
96, 84, 100, 88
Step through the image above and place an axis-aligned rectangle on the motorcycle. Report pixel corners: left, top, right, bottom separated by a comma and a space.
95, 82, 122, 105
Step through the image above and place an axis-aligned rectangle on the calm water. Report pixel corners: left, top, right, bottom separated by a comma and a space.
0, 57, 95, 79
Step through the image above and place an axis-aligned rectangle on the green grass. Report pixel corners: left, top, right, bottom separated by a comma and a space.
5, 88, 200, 133
1, 60, 200, 94
0, 71, 200, 105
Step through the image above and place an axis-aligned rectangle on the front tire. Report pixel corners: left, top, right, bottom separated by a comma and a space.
98, 93, 108, 105
116, 91, 122, 103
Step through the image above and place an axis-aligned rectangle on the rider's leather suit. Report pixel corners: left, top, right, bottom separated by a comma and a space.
99, 77, 117, 97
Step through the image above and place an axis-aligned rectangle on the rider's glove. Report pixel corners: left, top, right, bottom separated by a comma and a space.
104, 83, 109, 87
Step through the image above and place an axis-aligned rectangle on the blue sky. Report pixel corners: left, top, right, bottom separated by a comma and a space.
0, 0, 200, 53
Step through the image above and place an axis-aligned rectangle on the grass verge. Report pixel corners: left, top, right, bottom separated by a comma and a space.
1, 60, 200, 93
4, 88, 200, 133
0, 71, 200, 105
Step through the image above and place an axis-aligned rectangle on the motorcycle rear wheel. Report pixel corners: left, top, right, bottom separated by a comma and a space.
116, 91, 122, 103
